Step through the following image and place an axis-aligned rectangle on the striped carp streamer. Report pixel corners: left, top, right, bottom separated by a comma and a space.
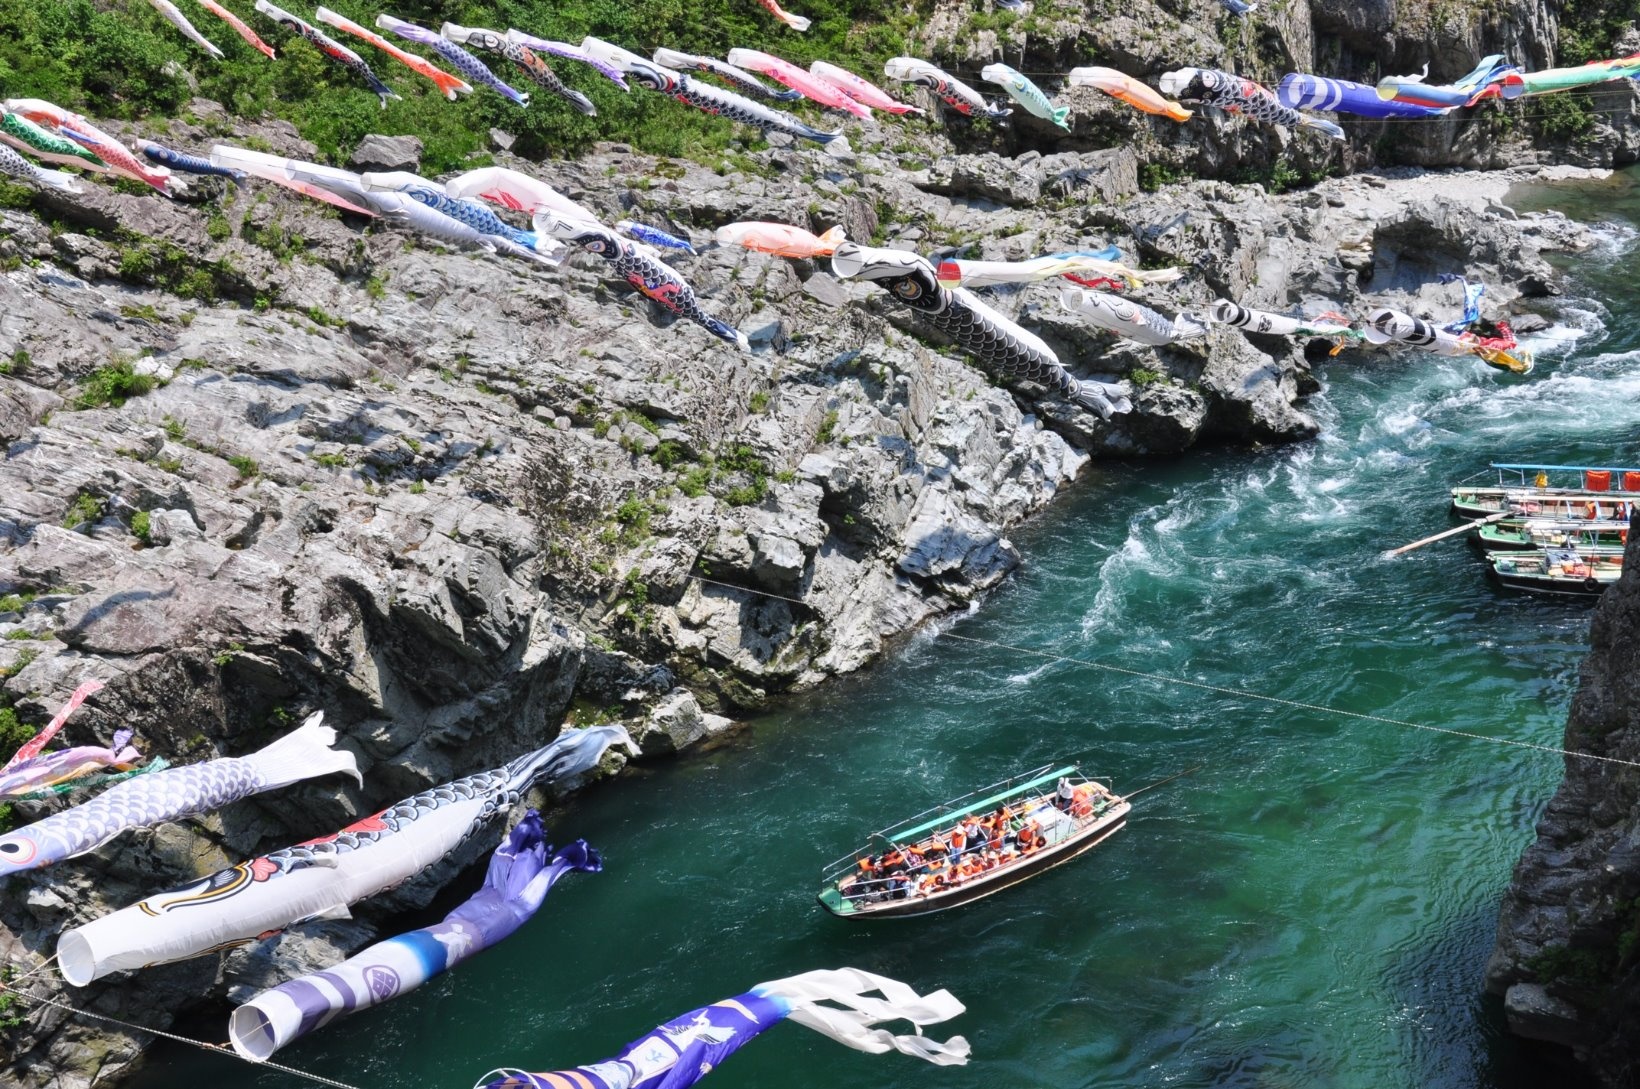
314, 7, 471, 100
1375, 55, 1516, 109
56, 726, 626, 986
726, 49, 870, 117
59, 124, 184, 194
1277, 73, 1447, 119
831, 243, 1132, 418
1160, 67, 1345, 139
373, 15, 527, 106
443, 24, 597, 115
0, 109, 107, 171
0, 144, 81, 192
715, 221, 845, 258
652, 49, 800, 102
585, 43, 840, 145
0, 730, 142, 799
536, 210, 750, 351
1200, 300, 1360, 341
982, 63, 1070, 129
0, 682, 119, 795
1362, 307, 1532, 374
0, 713, 358, 880
509, 32, 630, 90
209, 145, 379, 215
472, 967, 969, 1089
195, 0, 276, 58
361, 170, 564, 262
229, 811, 599, 1061
883, 57, 1011, 119
255, 1, 401, 107
1059, 287, 1209, 346
1067, 67, 1191, 122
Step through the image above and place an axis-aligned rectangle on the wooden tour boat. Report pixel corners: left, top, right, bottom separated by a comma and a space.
1451, 462, 1640, 520
1475, 518, 1630, 551
1488, 548, 1623, 596
817, 764, 1131, 920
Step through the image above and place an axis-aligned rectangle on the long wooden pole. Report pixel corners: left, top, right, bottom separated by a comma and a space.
1384, 511, 1510, 558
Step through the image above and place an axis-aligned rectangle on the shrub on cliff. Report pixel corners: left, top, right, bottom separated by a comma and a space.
0, 0, 925, 171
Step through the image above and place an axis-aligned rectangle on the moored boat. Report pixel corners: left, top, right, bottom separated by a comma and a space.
1475, 518, 1629, 551
1488, 548, 1623, 596
817, 764, 1130, 920
1451, 462, 1640, 519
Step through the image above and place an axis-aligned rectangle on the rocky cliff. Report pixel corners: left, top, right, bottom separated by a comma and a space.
0, 0, 1628, 1083
1487, 528, 1640, 1086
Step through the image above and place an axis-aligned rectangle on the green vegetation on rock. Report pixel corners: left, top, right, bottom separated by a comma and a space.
0, 0, 926, 172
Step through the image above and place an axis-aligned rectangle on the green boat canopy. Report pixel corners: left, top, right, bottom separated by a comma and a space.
887, 765, 1079, 844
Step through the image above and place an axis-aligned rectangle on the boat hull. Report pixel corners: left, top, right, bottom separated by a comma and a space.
1489, 567, 1612, 596
818, 808, 1128, 920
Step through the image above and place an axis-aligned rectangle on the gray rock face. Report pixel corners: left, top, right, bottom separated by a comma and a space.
347, 133, 426, 173
0, 13, 1609, 1082
1488, 523, 1640, 1085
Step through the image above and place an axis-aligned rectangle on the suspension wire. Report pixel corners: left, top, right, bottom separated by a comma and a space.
679, 574, 1640, 770
0, 957, 372, 1089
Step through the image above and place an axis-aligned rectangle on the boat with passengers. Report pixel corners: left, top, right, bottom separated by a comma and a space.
817, 763, 1130, 919
1489, 548, 1623, 596
1451, 462, 1640, 520
1476, 518, 1630, 551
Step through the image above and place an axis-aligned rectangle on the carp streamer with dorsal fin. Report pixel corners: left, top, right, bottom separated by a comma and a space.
229, 811, 601, 1061
831, 243, 1132, 419
472, 967, 969, 1089
56, 726, 626, 986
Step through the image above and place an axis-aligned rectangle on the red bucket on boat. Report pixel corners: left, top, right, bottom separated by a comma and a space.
1586, 470, 1612, 492
1623, 471, 1640, 492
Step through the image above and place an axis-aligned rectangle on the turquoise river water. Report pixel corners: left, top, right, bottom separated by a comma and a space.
127, 169, 1640, 1089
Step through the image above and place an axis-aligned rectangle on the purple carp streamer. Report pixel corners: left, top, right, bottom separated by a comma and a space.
0, 730, 142, 800
374, 15, 528, 106
1160, 67, 1344, 139
536, 210, 750, 350
445, 24, 597, 115
0, 713, 359, 880
57, 726, 626, 986
831, 243, 1132, 418
507, 32, 629, 90
255, 1, 400, 107
475, 967, 969, 1089
229, 810, 599, 1061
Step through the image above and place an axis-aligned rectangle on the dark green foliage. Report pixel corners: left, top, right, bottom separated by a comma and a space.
1535, 92, 1597, 141
0, 0, 927, 173
75, 361, 156, 408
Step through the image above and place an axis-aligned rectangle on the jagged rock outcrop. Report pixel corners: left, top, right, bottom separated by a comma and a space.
0, 0, 1623, 1080
1487, 526, 1640, 1086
